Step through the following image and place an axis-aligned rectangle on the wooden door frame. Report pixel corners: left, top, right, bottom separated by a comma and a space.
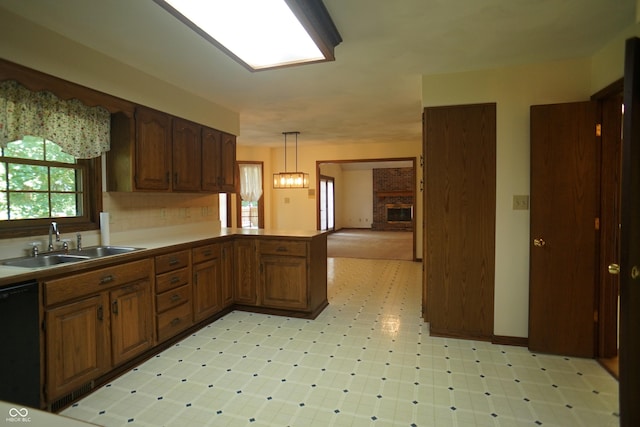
315, 158, 417, 261
591, 79, 623, 361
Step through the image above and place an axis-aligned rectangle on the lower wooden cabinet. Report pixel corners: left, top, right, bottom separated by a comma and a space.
192, 244, 222, 322
234, 239, 257, 305
45, 294, 111, 401
110, 280, 153, 366
258, 238, 325, 314
43, 259, 153, 402
155, 250, 192, 342
40, 232, 327, 406
260, 255, 307, 310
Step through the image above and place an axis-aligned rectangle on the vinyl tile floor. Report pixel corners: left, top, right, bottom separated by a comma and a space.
61, 258, 619, 426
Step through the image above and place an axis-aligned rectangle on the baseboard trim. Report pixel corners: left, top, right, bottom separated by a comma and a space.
491, 335, 528, 347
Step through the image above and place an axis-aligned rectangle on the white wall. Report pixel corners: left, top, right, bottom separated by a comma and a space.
341, 170, 373, 228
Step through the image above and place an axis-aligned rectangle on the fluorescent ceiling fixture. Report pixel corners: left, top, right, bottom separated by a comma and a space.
157, 0, 341, 71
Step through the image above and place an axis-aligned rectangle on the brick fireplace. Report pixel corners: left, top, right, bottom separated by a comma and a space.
372, 167, 414, 231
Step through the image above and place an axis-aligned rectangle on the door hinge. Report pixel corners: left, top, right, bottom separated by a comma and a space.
595, 217, 600, 230
594, 309, 599, 322
596, 123, 602, 137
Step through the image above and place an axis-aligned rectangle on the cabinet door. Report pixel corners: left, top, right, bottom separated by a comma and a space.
221, 241, 234, 307
110, 280, 153, 366
201, 127, 222, 191
172, 118, 202, 191
219, 132, 237, 192
234, 239, 257, 305
260, 255, 307, 310
45, 294, 110, 401
193, 258, 222, 321
135, 107, 172, 190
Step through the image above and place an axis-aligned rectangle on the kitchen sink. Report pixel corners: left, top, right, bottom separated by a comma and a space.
1, 246, 144, 269
2, 254, 91, 268
70, 245, 143, 258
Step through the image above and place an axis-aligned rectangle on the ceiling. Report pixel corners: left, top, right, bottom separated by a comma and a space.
0, 0, 635, 148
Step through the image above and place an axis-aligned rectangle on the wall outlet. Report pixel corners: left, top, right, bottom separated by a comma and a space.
512, 195, 529, 210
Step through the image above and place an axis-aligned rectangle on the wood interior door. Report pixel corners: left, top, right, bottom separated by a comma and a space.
529, 101, 599, 358
619, 36, 640, 427
424, 103, 496, 340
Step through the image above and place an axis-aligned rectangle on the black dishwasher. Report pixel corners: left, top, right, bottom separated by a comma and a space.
0, 280, 40, 407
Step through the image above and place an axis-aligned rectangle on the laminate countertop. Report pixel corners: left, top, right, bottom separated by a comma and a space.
0, 226, 326, 286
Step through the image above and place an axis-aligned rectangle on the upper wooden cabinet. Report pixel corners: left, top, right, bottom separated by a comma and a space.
108, 106, 236, 193
202, 127, 236, 193
173, 118, 202, 192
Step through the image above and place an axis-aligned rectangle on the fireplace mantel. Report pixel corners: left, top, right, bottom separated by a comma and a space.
376, 191, 413, 198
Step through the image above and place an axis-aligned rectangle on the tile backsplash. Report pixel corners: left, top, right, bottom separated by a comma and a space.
103, 192, 220, 233
0, 192, 221, 260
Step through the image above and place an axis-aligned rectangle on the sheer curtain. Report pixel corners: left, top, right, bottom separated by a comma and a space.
239, 163, 263, 202
0, 80, 110, 158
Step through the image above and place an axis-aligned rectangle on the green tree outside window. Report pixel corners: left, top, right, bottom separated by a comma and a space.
0, 136, 83, 221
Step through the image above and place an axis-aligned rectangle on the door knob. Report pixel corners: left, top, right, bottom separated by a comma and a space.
608, 264, 620, 275
533, 238, 546, 247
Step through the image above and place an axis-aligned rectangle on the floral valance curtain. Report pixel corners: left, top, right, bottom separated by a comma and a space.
0, 80, 110, 158
239, 163, 263, 202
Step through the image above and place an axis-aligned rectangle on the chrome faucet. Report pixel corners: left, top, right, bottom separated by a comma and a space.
48, 221, 60, 251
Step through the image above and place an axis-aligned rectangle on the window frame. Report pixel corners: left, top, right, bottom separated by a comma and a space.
0, 155, 102, 239
235, 161, 264, 229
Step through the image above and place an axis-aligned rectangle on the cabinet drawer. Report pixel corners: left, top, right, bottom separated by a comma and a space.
156, 267, 190, 293
259, 240, 307, 257
156, 284, 191, 313
155, 250, 190, 274
192, 243, 221, 264
157, 302, 192, 342
45, 259, 152, 306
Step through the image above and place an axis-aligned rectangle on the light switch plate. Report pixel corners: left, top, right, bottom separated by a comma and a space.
512, 195, 529, 210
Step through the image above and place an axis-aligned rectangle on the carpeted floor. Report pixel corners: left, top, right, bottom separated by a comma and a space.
326, 229, 413, 261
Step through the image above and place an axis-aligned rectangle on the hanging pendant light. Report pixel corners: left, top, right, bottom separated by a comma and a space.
273, 131, 310, 188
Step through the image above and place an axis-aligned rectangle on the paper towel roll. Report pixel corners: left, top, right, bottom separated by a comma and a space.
100, 212, 110, 245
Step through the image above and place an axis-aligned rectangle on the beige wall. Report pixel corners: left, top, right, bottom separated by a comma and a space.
238, 140, 422, 251
0, 10, 239, 135
591, 22, 640, 93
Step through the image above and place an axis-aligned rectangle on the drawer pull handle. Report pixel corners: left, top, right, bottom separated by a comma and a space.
276, 246, 287, 252
100, 275, 115, 285
169, 258, 179, 266
170, 294, 181, 302
170, 276, 180, 284
203, 250, 212, 257
170, 318, 181, 326
112, 300, 118, 315
97, 305, 104, 321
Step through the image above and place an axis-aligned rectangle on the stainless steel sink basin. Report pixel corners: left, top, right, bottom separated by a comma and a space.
70, 245, 143, 258
1, 246, 144, 269
2, 254, 91, 268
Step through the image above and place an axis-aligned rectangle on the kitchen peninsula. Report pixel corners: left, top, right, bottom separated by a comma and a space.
0, 227, 327, 410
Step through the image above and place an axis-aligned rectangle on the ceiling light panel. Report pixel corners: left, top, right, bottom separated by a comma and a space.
158, 0, 338, 71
